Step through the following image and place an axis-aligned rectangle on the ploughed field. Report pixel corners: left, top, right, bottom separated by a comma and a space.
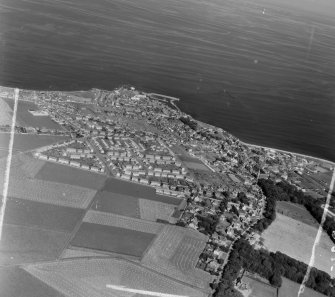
261, 202, 333, 276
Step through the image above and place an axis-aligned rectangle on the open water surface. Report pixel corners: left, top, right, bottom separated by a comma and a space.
0, 0, 334, 161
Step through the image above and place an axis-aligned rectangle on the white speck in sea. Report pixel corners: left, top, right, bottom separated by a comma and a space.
254, 59, 258, 64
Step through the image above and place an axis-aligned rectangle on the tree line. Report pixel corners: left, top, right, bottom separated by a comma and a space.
257, 179, 335, 244
213, 178, 335, 297
214, 238, 335, 296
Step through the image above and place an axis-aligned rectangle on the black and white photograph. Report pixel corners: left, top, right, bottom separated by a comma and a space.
0, 0, 334, 296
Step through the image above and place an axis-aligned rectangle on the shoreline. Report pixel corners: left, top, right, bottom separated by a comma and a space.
1, 85, 334, 166
239, 141, 335, 166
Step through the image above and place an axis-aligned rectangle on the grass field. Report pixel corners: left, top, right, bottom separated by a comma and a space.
262, 213, 333, 276
35, 161, 107, 190
177, 154, 211, 171
278, 277, 327, 297
236, 275, 277, 297
141, 225, 212, 291
4, 198, 84, 232
0, 224, 69, 266
0, 267, 66, 297
276, 201, 320, 227
24, 258, 208, 297
91, 191, 140, 218
83, 210, 162, 234
4, 99, 62, 130
0, 98, 13, 126
71, 222, 156, 257
0, 133, 69, 153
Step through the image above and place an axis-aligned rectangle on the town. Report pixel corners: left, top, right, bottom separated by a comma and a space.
0, 85, 334, 297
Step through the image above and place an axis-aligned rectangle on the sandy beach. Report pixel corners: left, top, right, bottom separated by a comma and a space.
240, 141, 335, 167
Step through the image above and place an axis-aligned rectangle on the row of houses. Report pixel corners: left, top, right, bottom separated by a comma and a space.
35, 152, 105, 173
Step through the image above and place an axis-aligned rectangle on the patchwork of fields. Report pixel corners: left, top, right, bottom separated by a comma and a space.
0, 145, 211, 296
24, 258, 208, 297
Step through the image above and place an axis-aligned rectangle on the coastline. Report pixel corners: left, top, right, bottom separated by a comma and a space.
179, 106, 335, 167
239, 141, 335, 167
1, 85, 334, 166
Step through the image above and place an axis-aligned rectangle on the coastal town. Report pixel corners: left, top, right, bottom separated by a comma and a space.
0, 85, 334, 297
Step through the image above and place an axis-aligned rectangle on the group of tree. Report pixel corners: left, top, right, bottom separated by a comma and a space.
257, 179, 335, 244
214, 178, 335, 296
236, 192, 249, 205
179, 116, 198, 130
196, 214, 220, 235
214, 239, 335, 296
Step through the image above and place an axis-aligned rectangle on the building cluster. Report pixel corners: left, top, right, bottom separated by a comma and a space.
6, 84, 333, 287
34, 139, 105, 172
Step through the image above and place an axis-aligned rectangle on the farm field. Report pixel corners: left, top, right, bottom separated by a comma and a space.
24, 258, 208, 297
2, 176, 97, 209
236, 275, 277, 297
0, 133, 69, 154
278, 277, 327, 297
103, 177, 182, 205
0, 154, 97, 208
4, 99, 63, 130
35, 161, 107, 190
71, 222, 156, 258
4, 197, 84, 232
139, 198, 175, 222
276, 201, 320, 227
141, 224, 212, 291
91, 191, 140, 218
83, 210, 163, 234
0, 267, 66, 297
0, 224, 69, 266
261, 213, 333, 276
